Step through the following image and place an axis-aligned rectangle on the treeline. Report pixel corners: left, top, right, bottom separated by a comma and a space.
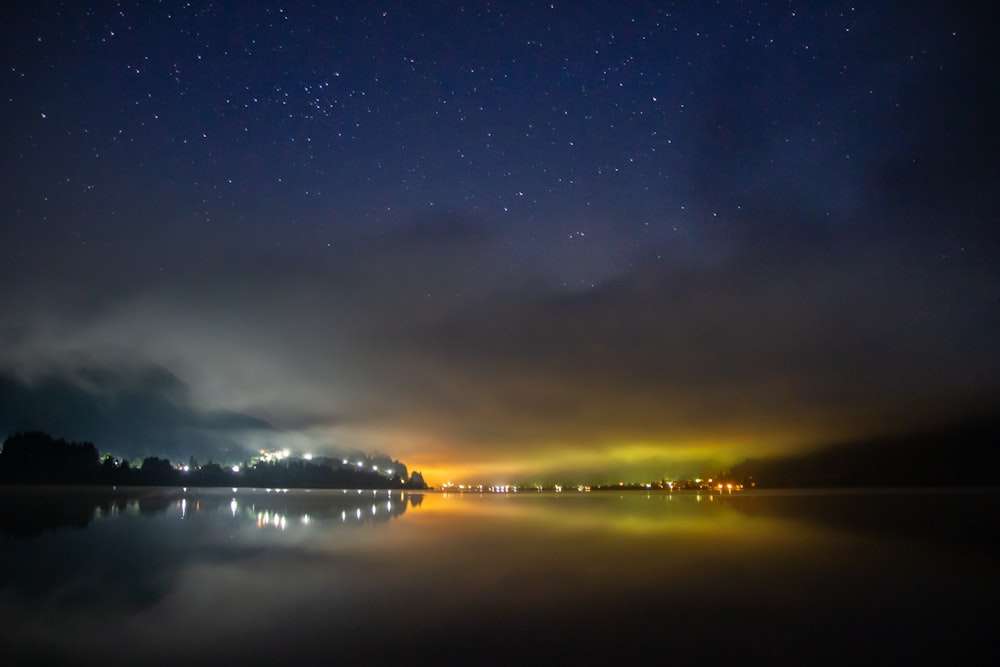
727, 415, 1000, 488
0, 431, 428, 489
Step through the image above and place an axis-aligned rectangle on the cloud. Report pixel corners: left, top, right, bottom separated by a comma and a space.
362, 242, 998, 462
0, 363, 272, 462
1, 203, 997, 482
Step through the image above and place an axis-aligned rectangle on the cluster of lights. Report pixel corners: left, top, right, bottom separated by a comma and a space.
703, 478, 742, 493
442, 482, 520, 493
444, 482, 599, 494
438, 480, 742, 494
341, 459, 394, 476
258, 448, 292, 462
178, 451, 396, 476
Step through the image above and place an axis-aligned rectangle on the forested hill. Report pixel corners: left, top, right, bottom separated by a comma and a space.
0, 431, 427, 489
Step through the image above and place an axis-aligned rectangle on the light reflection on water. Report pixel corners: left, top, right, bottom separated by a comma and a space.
0, 487, 997, 665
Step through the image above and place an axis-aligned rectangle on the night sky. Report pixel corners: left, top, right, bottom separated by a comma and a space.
2, 2, 997, 484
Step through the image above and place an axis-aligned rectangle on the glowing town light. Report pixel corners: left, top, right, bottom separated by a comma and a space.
386, 469, 393, 476
372, 465, 378, 471
182, 465, 190, 473
282, 449, 291, 458
356, 461, 363, 467
343, 459, 348, 465
303, 453, 313, 461
232, 465, 240, 473
230, 499, 238, 516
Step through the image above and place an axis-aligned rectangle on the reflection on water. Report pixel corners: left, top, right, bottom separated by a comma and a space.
0, 487, 996, 665
0, 486, 420, 537
0, 486, 422, 632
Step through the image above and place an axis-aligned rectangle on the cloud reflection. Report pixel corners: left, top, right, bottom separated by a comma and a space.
2, 490, 998, 664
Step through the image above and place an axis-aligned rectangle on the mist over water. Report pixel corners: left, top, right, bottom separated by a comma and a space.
1, 487, 995, 665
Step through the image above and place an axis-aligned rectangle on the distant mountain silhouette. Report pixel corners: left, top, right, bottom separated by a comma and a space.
730, 415, 1000, 488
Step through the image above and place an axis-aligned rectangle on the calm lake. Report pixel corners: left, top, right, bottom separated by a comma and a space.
0, 486, 995, 665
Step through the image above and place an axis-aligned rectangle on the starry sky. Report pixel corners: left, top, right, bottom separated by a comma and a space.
1, 2, 997, 484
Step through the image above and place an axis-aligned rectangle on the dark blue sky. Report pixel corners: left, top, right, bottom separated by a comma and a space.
1, 2, 997, 483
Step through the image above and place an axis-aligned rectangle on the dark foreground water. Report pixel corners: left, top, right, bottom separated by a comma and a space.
0, 486, 996, 665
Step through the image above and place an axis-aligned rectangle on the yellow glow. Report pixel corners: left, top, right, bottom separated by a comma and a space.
400, 492, 825, 545
334, 409, 869, 489
412, 439, 747, 488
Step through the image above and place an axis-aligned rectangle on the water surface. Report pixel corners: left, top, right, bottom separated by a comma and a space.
0, 486, 995, 664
